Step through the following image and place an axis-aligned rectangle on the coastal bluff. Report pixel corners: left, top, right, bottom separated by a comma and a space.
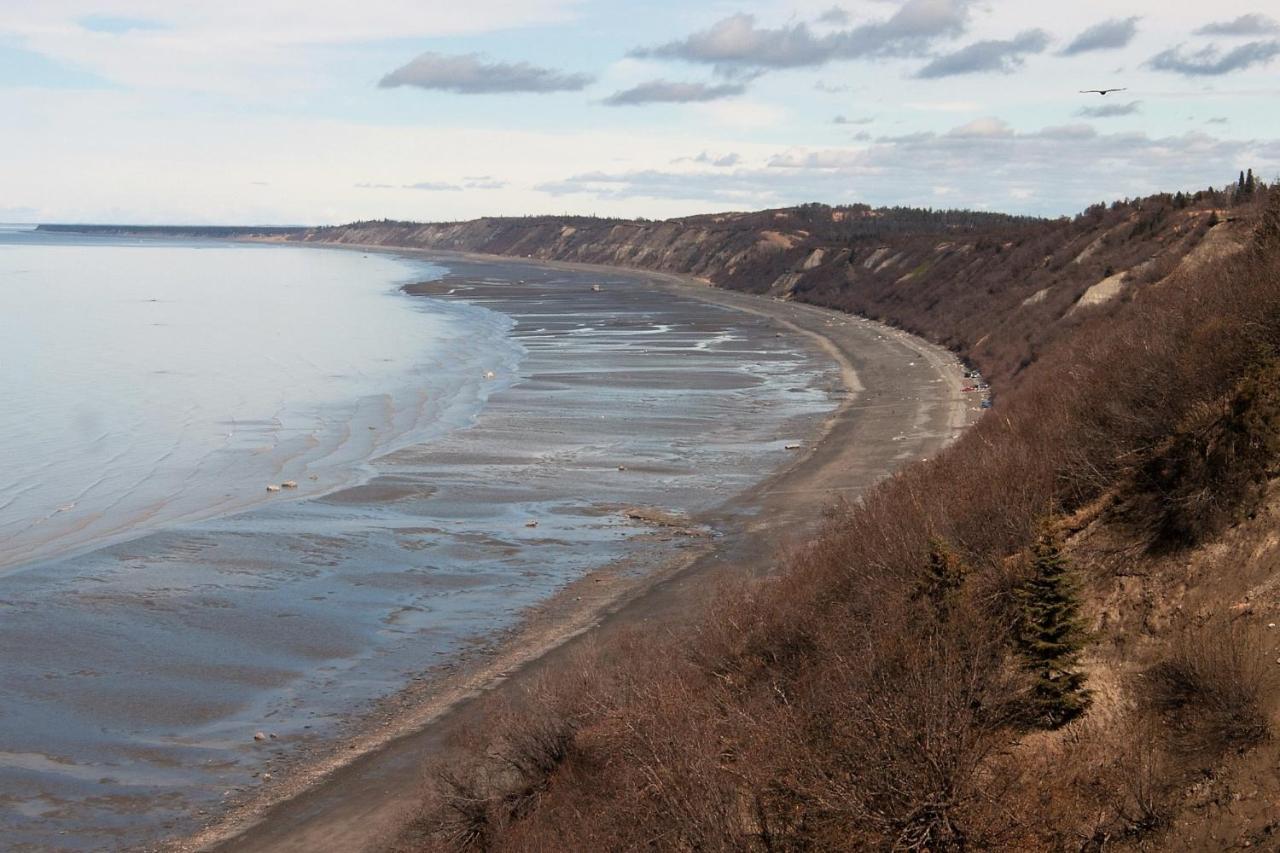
43, 196, 1247, 391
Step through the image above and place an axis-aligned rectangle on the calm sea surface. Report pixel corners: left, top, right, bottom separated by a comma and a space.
0, 228, 518, 573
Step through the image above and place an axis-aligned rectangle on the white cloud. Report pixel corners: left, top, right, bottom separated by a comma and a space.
632, 1, 971, 73
602, 79, 746, 105
915, 29, 1050, 78
1195, 14, 1280, 36
536, 118, 1280, 215
1148, 40, 1280, 75
1060, 17, 1140, 55
380, 53, 592, 94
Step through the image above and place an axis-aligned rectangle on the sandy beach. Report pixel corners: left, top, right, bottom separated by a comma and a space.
172, 251, 979, 853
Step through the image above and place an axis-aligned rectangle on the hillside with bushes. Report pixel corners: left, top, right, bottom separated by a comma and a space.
338, 186, 1280, 851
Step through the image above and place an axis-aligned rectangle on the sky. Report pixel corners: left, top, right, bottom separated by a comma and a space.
2, 0, 1279, 224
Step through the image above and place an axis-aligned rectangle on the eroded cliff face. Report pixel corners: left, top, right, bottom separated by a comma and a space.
296, 200, 1248, 390
297, 215, 795, 292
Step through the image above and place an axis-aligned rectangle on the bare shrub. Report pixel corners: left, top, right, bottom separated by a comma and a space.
743, 597, 1030, 851
1124, 360, 1280, 550
1143, 619, 1277, 757
426, 766, 496, 852
392, 672, 596, 852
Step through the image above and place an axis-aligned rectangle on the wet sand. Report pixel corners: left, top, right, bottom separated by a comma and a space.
2, 254, 860, 851
175, 252, 980, 853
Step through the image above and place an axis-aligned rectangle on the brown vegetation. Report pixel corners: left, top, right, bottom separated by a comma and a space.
377, 188, 1280, 851
1123, 360, 1280, 551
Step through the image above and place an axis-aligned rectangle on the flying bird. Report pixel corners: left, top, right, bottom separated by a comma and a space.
1080, 88, 1127, 96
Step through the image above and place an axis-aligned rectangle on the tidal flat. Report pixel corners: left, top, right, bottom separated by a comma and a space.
0, 249, 846, 850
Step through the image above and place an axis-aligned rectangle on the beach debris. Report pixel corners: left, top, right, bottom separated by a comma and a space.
281, 480, 298, 489
623, 507, 693, 529
525, 520, 539, 528
265, 485, 281, 493
591, 284, 603, 292
617, 465, 627, 471
483, 370, 497, 379
261, 773, 273, 782
785, 443, 802, 450
253, 731, 267, 741
621, 508, 709, 540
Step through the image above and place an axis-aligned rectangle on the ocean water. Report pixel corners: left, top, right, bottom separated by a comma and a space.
0, 229, 520, 573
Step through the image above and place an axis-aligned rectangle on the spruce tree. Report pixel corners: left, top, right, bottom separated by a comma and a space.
1015, 529, 1091, 729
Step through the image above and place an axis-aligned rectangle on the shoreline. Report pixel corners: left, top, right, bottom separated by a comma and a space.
170, 247, 979, 853
4, 243, 841, 851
